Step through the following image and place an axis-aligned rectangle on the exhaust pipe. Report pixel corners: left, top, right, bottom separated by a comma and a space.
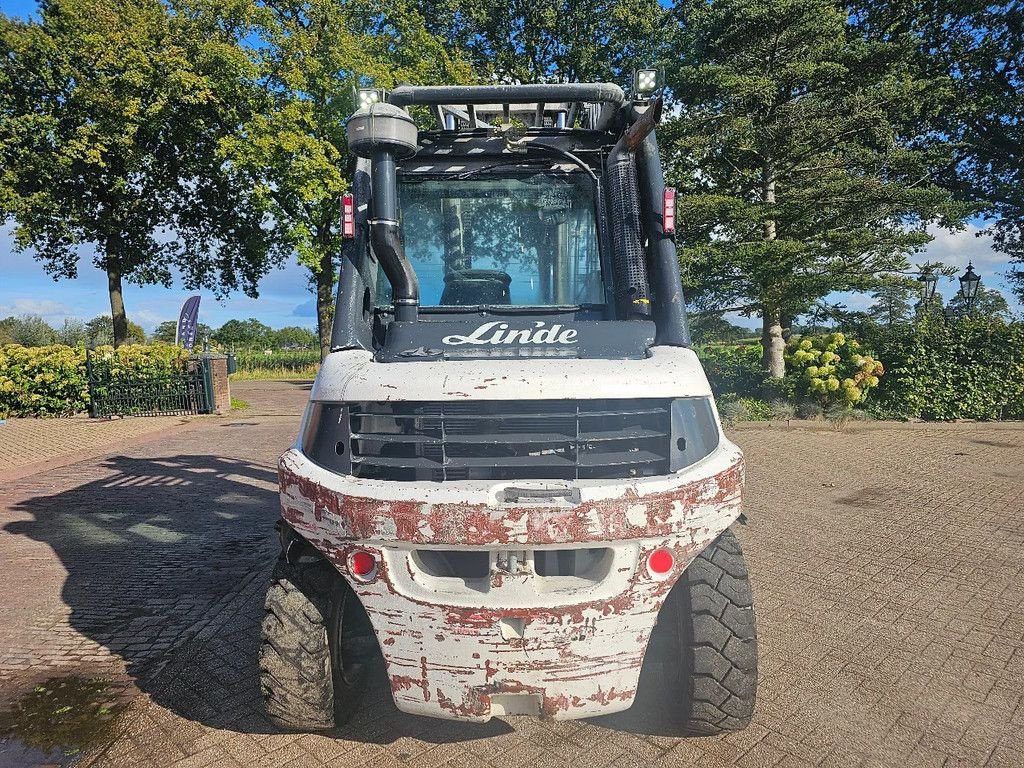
368, 148, 419, 322
605, 97, 663, 319
347, 102, 420, 321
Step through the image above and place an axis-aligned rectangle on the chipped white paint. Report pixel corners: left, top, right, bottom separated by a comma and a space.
277, 443, 744, 721
625, 504, 648, 528
280, 439, 742, 512
277, 336, 745, 721
309, 345, 713, 404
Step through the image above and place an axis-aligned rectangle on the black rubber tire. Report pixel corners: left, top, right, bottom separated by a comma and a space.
674, 528, 758, 734
259, 557, 370, 730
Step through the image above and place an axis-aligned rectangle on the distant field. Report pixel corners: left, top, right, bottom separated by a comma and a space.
231, 348, 319, 379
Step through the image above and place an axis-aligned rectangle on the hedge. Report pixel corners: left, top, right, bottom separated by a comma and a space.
0, 343, 189, 418
868, 317, 1024, 421
697, 320, 1024, 421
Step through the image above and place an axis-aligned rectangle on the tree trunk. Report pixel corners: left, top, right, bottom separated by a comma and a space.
761, 308, 785, 379
106, 259, 129, 349
760, 163, 785, 378
315, 249, 335, 361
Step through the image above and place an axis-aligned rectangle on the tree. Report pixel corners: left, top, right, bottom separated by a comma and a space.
0, 314, 56, 346
55, 318, 89, 346
947, 286, 1012, 321
420, 0, 664, 83
272, 326, 318, 349
0, 1, 283, 347
665, 0, 967, 377
85, 315, 146, 347
152, 320, 215, 344
853, 2, 1024, 300
216, 0, 471, 359
868, 278, 916, 329
688, 313, 753, 344
213, 318, 273, 348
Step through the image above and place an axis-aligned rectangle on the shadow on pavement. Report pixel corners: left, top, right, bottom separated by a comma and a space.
3, 451, 520, 745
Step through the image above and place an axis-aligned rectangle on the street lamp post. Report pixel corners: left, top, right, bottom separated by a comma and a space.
958, 262, 981, 311
918, 271, 938, 306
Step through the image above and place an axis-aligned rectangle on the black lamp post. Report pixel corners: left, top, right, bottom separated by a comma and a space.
918, 271, 938, 306
959, 262, 981, 310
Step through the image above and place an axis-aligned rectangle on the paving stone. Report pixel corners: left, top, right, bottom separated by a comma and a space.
0, 382, 1021, 768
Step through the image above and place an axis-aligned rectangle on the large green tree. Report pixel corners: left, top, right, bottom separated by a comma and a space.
664, 0, 967, 377
213, 317, 273, 348
854, 1, 1024, 300
152, 319, 215, 344
0, 0, 282, 347
420, 0, 664, 83
217, 0, 471, 359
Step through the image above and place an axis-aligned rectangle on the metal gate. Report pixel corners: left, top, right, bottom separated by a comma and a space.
86, 351, 214, 418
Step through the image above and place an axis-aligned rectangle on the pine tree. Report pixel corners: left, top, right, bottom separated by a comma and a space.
664, 0, 968, 376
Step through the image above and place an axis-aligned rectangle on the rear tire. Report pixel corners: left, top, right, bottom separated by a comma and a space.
640, 528, 758, 735
260, 557, 372, 730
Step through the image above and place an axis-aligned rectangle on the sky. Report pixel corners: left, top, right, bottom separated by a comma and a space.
1, 0, 1020, 332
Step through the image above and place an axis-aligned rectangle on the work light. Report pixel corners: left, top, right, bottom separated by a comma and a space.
634, 68, 660, 95
357, 88, 385, 109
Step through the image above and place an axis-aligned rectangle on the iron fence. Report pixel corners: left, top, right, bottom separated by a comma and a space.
86, 351, 213, 417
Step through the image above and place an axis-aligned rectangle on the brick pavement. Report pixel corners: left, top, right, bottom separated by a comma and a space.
0, 414, 190, 483
0, 382, 1021, 767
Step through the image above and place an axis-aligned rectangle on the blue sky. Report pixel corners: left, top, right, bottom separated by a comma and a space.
1, 0, 1019, 332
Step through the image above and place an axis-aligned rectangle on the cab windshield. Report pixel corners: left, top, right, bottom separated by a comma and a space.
377, 173, 603, 308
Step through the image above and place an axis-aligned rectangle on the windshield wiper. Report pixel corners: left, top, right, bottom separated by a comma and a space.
453, 159, 552, 180
417, 304, 602, 315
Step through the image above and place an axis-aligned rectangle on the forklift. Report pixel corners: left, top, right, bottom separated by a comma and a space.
263, 72, 757, 734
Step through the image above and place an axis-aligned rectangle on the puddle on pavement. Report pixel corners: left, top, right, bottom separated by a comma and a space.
0, 677, 126, 767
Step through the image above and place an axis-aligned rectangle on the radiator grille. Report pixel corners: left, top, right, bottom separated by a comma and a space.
349, 399, 671, 482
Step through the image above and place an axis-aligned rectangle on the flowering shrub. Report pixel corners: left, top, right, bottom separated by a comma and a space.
86, 342, 188, 380
785, 332, 884, 408
0, 344, 89, 417
0, 343, 189, 418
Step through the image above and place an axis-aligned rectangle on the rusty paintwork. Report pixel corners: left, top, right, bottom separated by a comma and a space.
278, 444, 743, 721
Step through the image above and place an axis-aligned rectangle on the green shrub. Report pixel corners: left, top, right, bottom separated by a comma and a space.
696, 344, 764, 398
769, 399, 795, 421
717, 394, 773, 425
795, 402, 824, 420
870, 317, 1024, 421
825, 404, 873, 431
0, 344, 89, 417
739, 397, 773, 420
0, 342, 190, 418
785, 332, 883, 408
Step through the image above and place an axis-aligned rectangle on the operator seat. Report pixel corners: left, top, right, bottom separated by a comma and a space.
440, 269, 512, 305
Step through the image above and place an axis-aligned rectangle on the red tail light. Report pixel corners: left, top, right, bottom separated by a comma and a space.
341, 193, 356, 239
663, 187, 676, 234
647, 547, 675, 578
348, 549, 377, 580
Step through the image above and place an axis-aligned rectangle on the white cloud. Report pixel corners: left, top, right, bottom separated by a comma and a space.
917, 224, 1006, 272
0, 298, 75, 322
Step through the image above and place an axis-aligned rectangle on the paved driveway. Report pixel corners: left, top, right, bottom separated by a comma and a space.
0, 381, 1021, 767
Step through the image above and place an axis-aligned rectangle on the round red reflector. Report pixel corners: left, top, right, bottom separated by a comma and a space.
648, 548, 674, 575
350, 551, 376, 577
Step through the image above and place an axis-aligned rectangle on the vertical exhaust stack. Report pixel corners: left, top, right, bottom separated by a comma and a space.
346, 102, 420, 322
605, 98, 663, 320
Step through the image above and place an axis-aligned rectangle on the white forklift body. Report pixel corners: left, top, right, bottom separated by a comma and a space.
264, 80, 755, 730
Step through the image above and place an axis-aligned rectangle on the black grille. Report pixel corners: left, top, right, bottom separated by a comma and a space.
349, 399, 671, 482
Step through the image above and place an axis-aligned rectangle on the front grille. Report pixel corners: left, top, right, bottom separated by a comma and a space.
349, 399, 671, 482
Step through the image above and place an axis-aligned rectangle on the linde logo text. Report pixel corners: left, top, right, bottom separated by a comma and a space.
442, 321, 579, 345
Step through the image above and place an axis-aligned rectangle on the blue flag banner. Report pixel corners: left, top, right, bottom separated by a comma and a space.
176, 295, 202, 350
